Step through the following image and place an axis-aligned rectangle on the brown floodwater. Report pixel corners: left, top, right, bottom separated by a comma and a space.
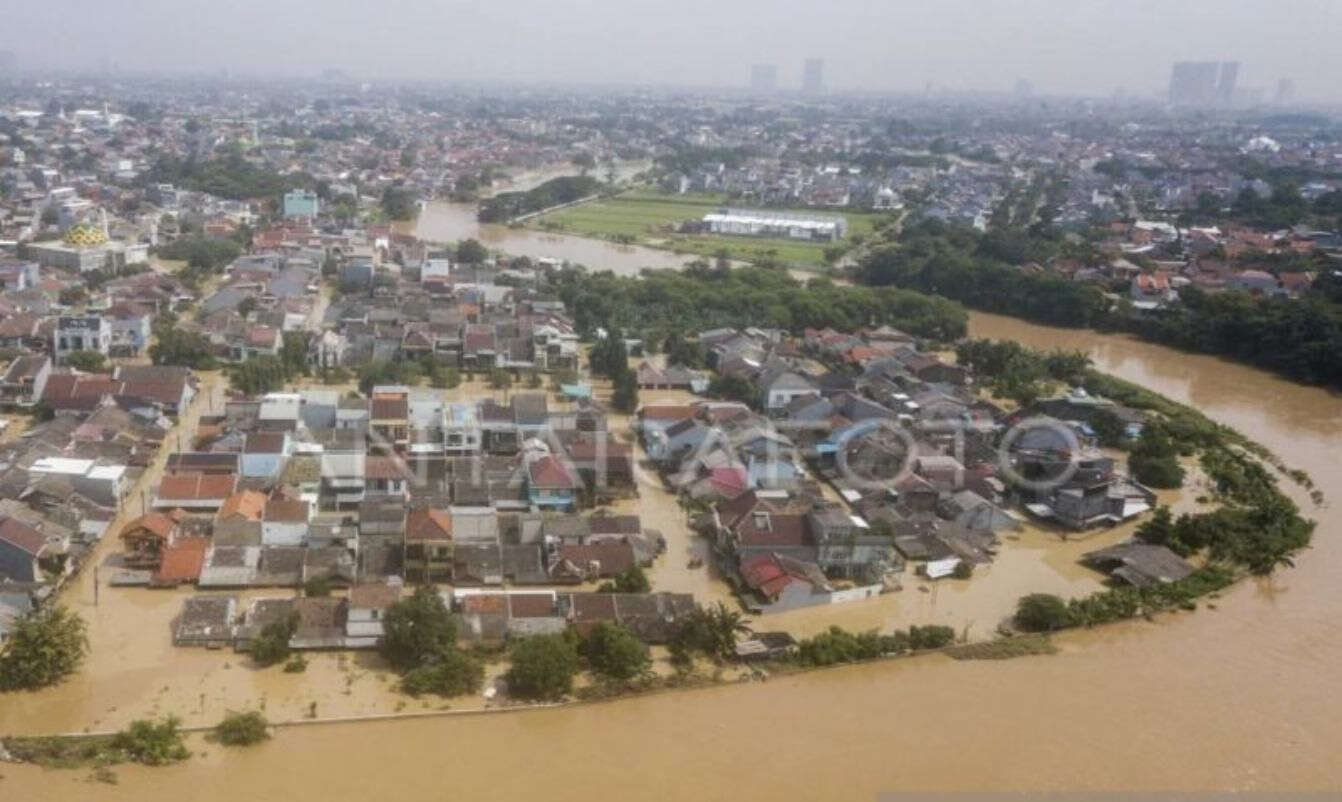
7, 315, 1342, 799
403, 160, 699, 275
409, 200, 695, 275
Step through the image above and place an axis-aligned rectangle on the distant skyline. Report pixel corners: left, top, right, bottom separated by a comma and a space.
3, 0, 1340, 102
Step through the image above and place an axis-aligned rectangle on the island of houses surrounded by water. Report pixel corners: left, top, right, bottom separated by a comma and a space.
0, 225, 1196, 689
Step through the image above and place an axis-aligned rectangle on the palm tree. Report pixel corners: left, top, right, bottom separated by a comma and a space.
707, 602, 752, 659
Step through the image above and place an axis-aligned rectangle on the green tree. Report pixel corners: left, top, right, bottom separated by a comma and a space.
611, 369, 639, 413
488, 368, 514, 392
112, 717, 191, 765
63, 350, 107, 372
156, 235, 242, 272
400, 649, 485, 698
380, 586, 458, 671
280, 331, 313, 377
229, 355, 292, 395
1090, 408, 1128, 448
250, 613, 297, 667
598, 565, 650, 593
505, 634, 580, 701
589, 333, 629, 379
663, 331, 703, 368
1129, 425, 1185, 489
214, 710, 270, 746
150, 328, 218, 370
0, 605, 88, 690
380, 186, 418, 221
455, 238, 488, 265
707, 374, 758, 407
237, 296, 258, 318
582, 622, 651, 680
1015, 594, 1074, 632
670, 601, 751, 661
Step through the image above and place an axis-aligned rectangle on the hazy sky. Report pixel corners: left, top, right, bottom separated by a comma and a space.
5, 0, 1341, 100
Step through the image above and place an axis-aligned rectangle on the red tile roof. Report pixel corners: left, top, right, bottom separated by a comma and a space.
639, 404, 696, 421
0, 516, 48, 556
216, 490, 266, 522
159, 472, 237, 501
405, 508, 452, 542
557, 543, 635, 577
119, 512, 179, 544
153, 537, 209, 583
528, 455, 579, 490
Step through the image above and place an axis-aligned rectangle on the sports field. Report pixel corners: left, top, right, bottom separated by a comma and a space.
531, 190, 887, 267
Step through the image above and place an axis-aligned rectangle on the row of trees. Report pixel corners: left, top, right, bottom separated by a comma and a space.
858, 218, 1342, 389
477, 175, 604, 223
551, 263, 968, 344
791, 624, 957, 667
953, 338, 1091, 406
142, 154, 315, 202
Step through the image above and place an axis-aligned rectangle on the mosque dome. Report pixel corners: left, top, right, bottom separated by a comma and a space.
63, 223, 108, 248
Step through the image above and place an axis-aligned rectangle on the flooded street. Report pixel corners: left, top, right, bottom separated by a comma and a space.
7, 313, 1342, 798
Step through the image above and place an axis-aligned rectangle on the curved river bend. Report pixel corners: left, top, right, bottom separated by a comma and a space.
8, 326, 1342, 795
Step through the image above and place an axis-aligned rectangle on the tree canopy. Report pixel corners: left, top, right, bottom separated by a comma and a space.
0, 605, 88, 691
380, 586, 459, 671
581, 622, 651, 680
504, 634, 580, 701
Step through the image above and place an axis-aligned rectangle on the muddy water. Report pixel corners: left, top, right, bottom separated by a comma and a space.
405, 160, 697, 275
410, 200, 695, 275
9, 312, 1342, 798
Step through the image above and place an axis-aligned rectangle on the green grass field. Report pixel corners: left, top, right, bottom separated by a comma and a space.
531, 190, 888, 268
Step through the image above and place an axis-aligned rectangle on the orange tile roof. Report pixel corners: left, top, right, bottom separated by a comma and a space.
159, 472, 237, 501
216, 490, 267, 522
153, 537, 209, 583
119, 512, 179, 543
405, 508, 452, 542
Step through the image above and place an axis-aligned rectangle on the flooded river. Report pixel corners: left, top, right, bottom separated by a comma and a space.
405, 160, 697, 275
8, 311, 1342, 796
409, 199, 694, 274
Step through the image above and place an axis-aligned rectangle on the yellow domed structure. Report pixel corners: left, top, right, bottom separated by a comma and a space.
63, 223, 108, 248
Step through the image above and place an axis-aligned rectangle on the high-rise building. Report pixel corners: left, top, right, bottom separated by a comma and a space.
1275, 78, 1295, 105
1169, 62, 1219, 105
1216, 61, 1240, 105
802, 58, 824, 94
1169, 61, 1239, 106
750, 64, 778, 94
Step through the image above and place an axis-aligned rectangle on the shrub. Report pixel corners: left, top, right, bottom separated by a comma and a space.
505, 634, 580, 701
582, 622, 651, 680
908, 625, 955, 650
214, 711, 270, 746
596, 565, 650, 594
1015, 594, 1075, 632
400, 650, 485, 698
111, 717, 191, 766
250, 612, 297, 667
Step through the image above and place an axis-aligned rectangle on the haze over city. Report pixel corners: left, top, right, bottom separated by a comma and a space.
3, 0, 1341, 101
